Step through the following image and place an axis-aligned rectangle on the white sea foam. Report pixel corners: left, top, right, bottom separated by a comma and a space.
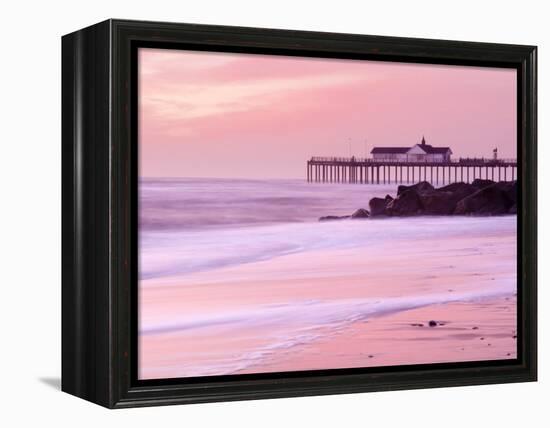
141, 283, 515, 336
140, 215, 516, 282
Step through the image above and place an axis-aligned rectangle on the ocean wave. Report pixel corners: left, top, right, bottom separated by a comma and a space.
140, 215, 516, 281
139, 178, 397, 231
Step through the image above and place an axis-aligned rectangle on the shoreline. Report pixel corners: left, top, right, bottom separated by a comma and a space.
237, 295, 517, 375
139, 225, 516, 379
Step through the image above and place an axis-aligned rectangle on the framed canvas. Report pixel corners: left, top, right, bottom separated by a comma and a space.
61, 19, 537, 408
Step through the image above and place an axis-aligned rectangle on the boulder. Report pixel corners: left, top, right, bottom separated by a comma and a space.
416, 182, 478, 215
454, 183, 514, 215
386, 189, 423, 216
351, 208, 370, 219
369, 197, 389, 216
419, 191, 457, 215
319, 215, 350, 221
318, 179, 517, 222
438, 182, 468, 192
437, 182, 476, 201
397, 181, 434, 196
494, 181, 517, 204
471, 179, 495, 190
507, 182, 517, 204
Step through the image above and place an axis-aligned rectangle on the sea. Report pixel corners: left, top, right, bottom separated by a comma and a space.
138, 177, 517, 378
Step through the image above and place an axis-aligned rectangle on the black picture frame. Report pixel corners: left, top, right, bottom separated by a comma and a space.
62, 19, 537, 408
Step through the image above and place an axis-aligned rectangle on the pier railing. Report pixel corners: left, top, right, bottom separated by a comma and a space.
309, 156, 517, 166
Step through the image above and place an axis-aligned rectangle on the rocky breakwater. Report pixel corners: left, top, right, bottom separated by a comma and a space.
319, 179, 517, 221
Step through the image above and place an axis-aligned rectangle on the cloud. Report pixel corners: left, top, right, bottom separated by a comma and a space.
142, 72, 377, 124
138, 48, 517, 178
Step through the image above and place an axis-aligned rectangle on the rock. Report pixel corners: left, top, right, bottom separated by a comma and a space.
419, 191, 457, 215
340, 180, 517, 223
319, 215, 350, 222
438, 182, 469, 192
494, 180, 517, 204
428, 320, 437, 327
421, 182, 479, 215
369, 197, 389, 216
508, 181, 517, 204
397, 181, 434, 196
454, 183, 514, 215
386, 189, 423, 216
437, 182, 477, 201
471, 178, 495, 189
351, 208, 370, 219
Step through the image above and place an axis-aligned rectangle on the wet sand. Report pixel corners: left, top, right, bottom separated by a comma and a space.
245, 296, 517, 374
139, 222, 516, 379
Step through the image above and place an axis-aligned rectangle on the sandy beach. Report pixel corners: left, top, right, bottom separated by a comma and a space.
139, 206, 516, 379
248, 296, 517, 374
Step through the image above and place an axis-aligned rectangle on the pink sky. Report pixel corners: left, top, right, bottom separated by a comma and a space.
139, 48, 517, 179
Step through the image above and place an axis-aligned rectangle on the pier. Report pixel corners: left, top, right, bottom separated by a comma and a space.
306, 157, 517, 185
